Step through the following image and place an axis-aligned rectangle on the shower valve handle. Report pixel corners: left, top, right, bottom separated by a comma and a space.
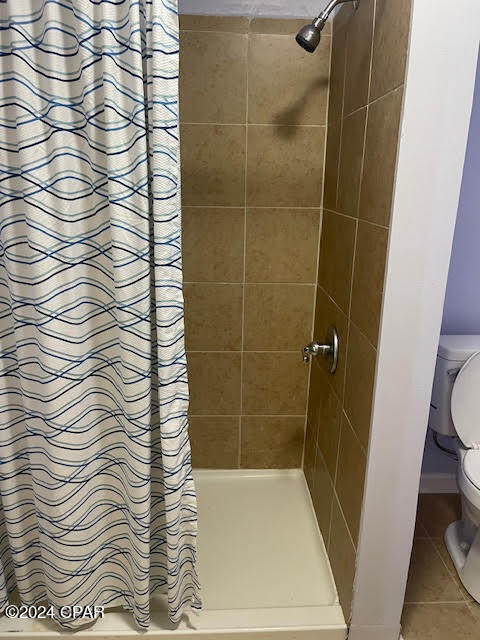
303, 341, 331, 360
302, 326, 339, 374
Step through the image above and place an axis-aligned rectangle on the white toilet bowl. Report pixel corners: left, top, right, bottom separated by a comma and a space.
444, 351, 480, 603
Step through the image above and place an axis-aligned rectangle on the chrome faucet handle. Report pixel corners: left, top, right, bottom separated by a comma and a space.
303, 341, 331, 361
302, 326, 339, 374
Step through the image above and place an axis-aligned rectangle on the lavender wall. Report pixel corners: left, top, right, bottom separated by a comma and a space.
441, 52, 480, 335
421, 51, 480, 488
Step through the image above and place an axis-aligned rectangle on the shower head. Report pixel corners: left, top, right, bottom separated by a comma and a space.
295, 22, 322, 53
296, 0, 359, 53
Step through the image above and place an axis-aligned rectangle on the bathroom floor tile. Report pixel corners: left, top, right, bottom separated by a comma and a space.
401, 494, 477, 640
466, 599, 480, 620
413, 518, 428, 538
431, 537, 473, 601
402, 603, 479, 639
416, 493, 462, 538
404, 538, 465, 604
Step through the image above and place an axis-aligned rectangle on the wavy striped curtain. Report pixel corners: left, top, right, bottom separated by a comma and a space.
0, 0, 200, 629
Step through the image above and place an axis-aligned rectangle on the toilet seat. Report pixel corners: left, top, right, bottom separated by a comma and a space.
451, 351, 480, 449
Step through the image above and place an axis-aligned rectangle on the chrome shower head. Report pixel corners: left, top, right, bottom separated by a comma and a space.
296, 0, 359, 53
295, 22, 322, 53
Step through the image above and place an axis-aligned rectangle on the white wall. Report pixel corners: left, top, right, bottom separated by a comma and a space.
420, 51, 480, 489
442, 56, 480, 335
179, 0, 326, 18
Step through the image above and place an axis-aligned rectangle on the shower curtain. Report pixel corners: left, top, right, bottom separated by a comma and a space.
0, 0, 200, 629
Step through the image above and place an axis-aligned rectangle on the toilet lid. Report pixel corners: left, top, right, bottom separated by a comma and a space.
451, 351, 480, 448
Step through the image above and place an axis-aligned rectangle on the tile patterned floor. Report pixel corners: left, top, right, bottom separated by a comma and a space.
401, 493, 480, 639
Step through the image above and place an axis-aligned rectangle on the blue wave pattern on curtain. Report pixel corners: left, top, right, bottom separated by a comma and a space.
0, 0, 200, 628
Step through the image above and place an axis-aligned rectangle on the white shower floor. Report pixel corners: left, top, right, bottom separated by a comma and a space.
0, 470, 346, 640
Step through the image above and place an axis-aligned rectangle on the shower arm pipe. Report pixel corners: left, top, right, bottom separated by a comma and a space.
311, 0, 357, 30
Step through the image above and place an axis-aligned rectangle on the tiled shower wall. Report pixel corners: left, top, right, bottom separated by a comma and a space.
179, 16, 330, 469
303, 0, 412, 618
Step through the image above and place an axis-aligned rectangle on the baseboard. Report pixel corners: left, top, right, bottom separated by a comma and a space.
419, 472, 458, 494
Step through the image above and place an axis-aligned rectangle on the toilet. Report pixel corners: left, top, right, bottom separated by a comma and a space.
429, 335, 480, 602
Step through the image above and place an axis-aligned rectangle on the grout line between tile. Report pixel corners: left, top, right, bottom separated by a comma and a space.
322, 207, 389, 230
331, 483, 357, 553
238, 30, 250, 470
333, 19, 348, 209
300, 213, 322, 469
187, 350, 304, 354
183, 281, 317, 286
343, 408, 367, 457
189, 414, 305, 418
343, 82, 405, 120
183, 205, 322, 210
302, 19, 332, 472
404, 497, 473, 610
429, 536, 473, 605
350, 317, 378, 352
181, 122, 327, 128
248, 32, 332, 39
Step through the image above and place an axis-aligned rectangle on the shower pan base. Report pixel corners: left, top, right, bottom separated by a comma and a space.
0, 470, 346, 640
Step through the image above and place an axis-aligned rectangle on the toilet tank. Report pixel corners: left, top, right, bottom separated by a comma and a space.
429, 335, 480, 436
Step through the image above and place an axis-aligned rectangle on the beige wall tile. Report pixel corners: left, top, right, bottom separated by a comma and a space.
323, 120, 341, 212
304, 421, 317, 493
241, 416, 304, 468
311, 447, 334, 542
250, 17, 330, 35
304, 0, 411, 615
179, 15, 338, 471
402, 603, 479, 640
337, 107, 367, 217
405, 538, 465, 603
334, 3, 356, 32
180, 31, 247, 124
187, 352, 241, 415
246, 125, 324, 207
318, 210, 356, 313
250, 18, 330, 36
244, 284, 314, 351
328, 25, 347, 125
307, 360, 323, 443
179, 15, 249, 33
181, 124, 246, 206
313, 286, 349, 400
243, 352, 308, 415
184, 283, 243, 351
246, 208, 320, 283
189, 417, 240, 468
370, 0, 411, 101
328, 495, 356, 619
182, 207, 244, 282
343, 0, 374, 116
335, 413, 366, 545
359, 87, 403, 226
317, 372, 342, 480
344, 322, 376, 449
350, 221, 388, 347
248, 34, 329, 125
